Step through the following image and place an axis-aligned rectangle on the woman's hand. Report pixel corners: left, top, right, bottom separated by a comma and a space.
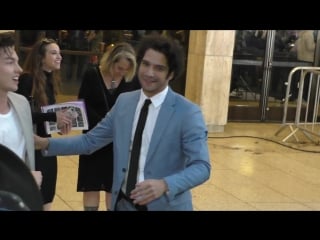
56, 109, 73, 135
34, 134, 49, 150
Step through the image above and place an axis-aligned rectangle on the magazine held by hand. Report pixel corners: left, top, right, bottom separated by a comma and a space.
41, 100, 89, 134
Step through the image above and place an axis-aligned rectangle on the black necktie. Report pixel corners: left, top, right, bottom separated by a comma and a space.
126, 99, 152, 195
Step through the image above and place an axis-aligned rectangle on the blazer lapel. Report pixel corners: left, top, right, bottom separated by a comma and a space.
117, 92, 140, 163
8, 94, 29, 137
7, 93, 35, 168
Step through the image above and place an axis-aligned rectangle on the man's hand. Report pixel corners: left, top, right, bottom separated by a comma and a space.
130, 179, 168, 206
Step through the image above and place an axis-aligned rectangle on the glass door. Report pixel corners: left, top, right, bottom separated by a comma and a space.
228, 30, 318, 122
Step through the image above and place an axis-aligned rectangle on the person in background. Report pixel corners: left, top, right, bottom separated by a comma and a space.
77, 42, 138, 211
16, 38, 72, 211
83, 30, 104, 70
86, 30, 104, 53
19, 31, 46, 65
57, 30, 73, 81
35, 35, 211, 211
290, 30, 316, 101
0, 31, 42, 189
296, 30, 315, 63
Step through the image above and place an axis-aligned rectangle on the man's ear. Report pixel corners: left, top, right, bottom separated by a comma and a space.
167, 72, 174, 81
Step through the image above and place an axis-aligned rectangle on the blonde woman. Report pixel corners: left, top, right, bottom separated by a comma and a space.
77, 42, 138, 211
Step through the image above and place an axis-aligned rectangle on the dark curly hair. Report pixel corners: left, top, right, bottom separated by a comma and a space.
136, 35, 185, 81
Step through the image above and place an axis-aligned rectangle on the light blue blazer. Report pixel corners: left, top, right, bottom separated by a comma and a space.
46, 88, 211, 210
7, 92, 35, 170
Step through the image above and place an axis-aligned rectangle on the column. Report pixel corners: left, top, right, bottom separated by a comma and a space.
185, 30, 235, 133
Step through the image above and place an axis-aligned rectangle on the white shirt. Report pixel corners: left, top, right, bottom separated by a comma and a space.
122, 86, 169, 192
0, 106, 26, 161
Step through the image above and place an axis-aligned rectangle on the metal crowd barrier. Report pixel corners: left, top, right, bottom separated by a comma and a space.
274, 66, 320, 144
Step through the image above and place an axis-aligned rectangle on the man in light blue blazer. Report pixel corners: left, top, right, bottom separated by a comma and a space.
36, 35, 211, 211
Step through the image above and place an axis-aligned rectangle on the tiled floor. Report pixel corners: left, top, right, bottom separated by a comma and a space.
51, 94, 320, 211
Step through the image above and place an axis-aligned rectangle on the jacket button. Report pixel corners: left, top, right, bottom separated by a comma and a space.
122, 168, 126, 172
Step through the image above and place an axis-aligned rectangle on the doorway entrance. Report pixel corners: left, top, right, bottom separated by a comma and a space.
228, 30, 319, 122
